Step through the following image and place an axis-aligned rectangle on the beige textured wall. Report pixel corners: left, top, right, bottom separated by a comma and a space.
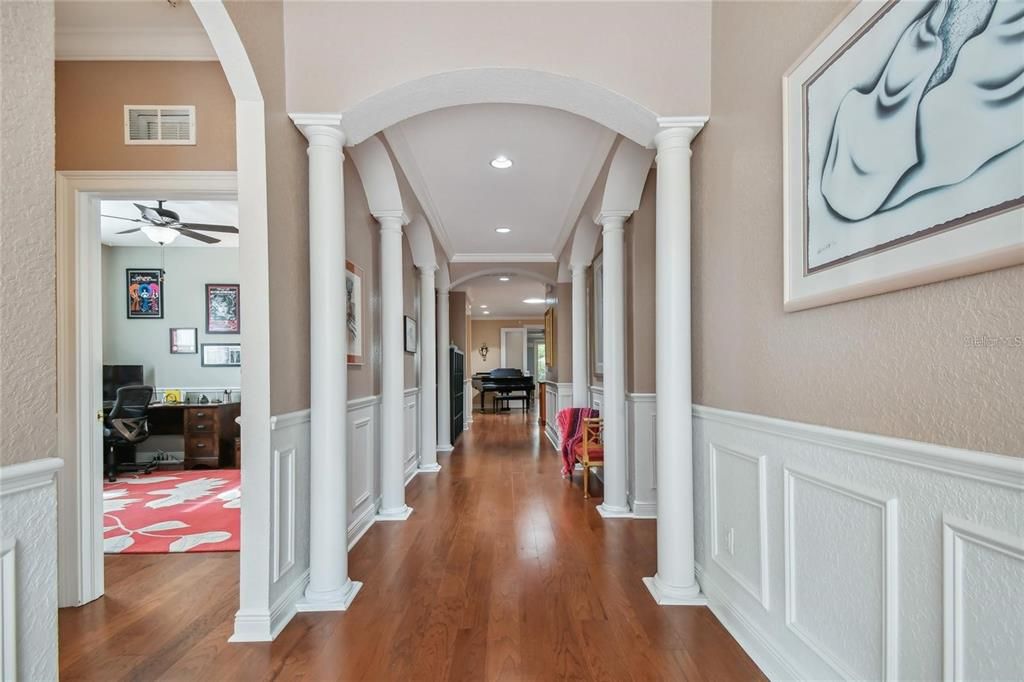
284, 1, 711, 116
345, 161, 381, 400
626, 170, 656, 394
226, 0, 311, 415
693, 0, 1024, 457
56, 61, 235, 171
0, 1, 56, 466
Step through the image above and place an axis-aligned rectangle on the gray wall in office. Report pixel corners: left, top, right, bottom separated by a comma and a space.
102, 245, 241, 389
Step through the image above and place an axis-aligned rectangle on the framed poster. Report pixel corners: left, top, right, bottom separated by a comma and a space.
201, 343, 241, 367
169, 327, 197, 354
126, 269, 163, 319
783, 0, 1024, 311
404, 316, 417, 353
206, 283, 240, 334
346, 260, 364, 365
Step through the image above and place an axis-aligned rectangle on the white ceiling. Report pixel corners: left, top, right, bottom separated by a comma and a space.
461, 275, 548, 320
385, 103, 616, 264
56, 1, 215, 61
101, 200, 238, 248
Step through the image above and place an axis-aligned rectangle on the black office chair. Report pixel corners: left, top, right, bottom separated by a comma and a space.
104, 385, 155, 482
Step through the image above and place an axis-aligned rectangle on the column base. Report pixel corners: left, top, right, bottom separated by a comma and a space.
295, 579, 362, 612
643, 575, 707, 606
418, 463, 442, 473
436, 444, 454, 453
596, 503, 632, 518
375, 505, 413, 521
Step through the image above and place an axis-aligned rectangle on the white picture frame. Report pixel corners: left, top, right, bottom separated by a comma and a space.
783, 0, 1024, 312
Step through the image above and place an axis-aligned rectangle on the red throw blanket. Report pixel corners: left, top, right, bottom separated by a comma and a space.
557, 407, 599, 476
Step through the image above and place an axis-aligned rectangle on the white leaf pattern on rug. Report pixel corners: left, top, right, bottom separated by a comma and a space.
216, 488, 241, 509
145, 477, 229, 509
138, 520, 190, 533
168, 531, 232, 552
114, 476, 182, 485
103, 489, 141, 513
104, 534, 135, 553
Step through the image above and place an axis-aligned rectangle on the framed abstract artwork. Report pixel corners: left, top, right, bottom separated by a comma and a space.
783, 0, 1024, 311
404, 315, 417, 353
126, 269, 163, 319
346, 260, 364, 365
205, 283, 240, 334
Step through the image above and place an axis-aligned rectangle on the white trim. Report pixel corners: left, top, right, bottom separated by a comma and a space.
347, 394, 381, 411
0, 538, 15, 682
56, 27, 217, 62
123, 105, 197, 146
694, 406, 1024, 490
271, 447, 296, 582
451, 252, 558, 263
269, 409, 311, 431
783, 467, 899, 681
404, 387, 419, 397
942, 516, 1024, 682
0, 458, 63, 497
625, 392, 656, 403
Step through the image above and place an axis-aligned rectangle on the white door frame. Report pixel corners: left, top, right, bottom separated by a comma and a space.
499, 327, 529, 370
54, 171, 261, 607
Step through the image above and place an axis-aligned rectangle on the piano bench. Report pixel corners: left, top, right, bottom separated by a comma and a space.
494, 393, 529, 414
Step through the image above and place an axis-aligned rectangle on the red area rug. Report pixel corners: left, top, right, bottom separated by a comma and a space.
103, 469, 240, 554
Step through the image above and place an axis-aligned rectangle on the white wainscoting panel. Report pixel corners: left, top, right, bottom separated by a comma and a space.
271, 447, 296, 581
404, 388, 420, 482
348, 396, 379, 545
0, 458, 63, 681
589, 384, 603, 412
464, 378, 473, 427
626, 393, 656, 517
691, 405, 1024, 682
268, 409, 311, 628
942, 516, 1024, 682
543, 382, 574, 450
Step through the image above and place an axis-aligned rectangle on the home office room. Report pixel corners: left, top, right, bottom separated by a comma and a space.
100, 198, 242, 555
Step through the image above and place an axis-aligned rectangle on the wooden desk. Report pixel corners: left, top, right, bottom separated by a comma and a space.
148, 402, 241, 469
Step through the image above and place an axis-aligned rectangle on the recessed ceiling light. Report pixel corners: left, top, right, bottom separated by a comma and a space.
490, 155, 513, 169
495, 227, 511, 234
480, 304, 488, 309
483, 310, 491, 314
522, 298, 546, 304
498, 276, 510, 282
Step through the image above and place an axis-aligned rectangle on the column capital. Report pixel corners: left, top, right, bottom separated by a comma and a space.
290, 113, 346, 150
570, 263, 588, 276
375, 212, 409, 232
418, 264, 439, 274
653, 116, 707, 153
596, 212, 629, 232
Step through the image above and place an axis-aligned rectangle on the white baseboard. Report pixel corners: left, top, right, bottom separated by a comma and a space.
631, 500, 657, 518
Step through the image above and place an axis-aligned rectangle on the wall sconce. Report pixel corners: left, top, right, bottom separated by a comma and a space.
479, 342, 489, 361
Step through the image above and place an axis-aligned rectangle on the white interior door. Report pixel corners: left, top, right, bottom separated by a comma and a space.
500, 328, 527, 370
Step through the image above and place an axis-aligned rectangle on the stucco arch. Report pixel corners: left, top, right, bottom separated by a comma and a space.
348, 135, 404, 217
340, 68, 660, 147
449, 266, 556, 291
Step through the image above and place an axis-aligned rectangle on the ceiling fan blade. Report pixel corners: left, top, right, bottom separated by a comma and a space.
179, 222, 239, 234
102, 215, 145, 224
116, 228, 142, 235
174, 227, 220, 244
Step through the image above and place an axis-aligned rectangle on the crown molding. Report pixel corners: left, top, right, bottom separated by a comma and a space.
56, 27, 217, 61
450, 253, 558, 263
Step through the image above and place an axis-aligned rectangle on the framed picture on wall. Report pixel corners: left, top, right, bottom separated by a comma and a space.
169, 327, 198, 354
404, 316, 417, 353
206, 283, 240, 333
544, 308, 556, 368
126, 268, 163, 319
783, 0, 1024, 311
592, 254, 603, 375
346, 260, 364, 365
201, 343, 241, 367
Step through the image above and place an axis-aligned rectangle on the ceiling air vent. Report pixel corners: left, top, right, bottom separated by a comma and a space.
124, 105, 196, 145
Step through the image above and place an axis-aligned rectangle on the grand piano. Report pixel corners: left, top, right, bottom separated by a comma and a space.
471, 368, 535, 413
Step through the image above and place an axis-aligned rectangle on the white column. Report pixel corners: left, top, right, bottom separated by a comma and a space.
644, 121, 706, 605
596, 213, 630, 517
418, 266, 441, 472
571, 264, 589, 408
291, 115, 360, 611
377, 213, 412, 520
436, 287, 453, 451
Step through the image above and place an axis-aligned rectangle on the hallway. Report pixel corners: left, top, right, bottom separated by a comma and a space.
59, 412, 764, 681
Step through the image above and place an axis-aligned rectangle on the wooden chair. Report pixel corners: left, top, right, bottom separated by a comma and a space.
573, 417, 604, 498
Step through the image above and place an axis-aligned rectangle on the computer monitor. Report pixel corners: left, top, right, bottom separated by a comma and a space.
102, 365, 144, 402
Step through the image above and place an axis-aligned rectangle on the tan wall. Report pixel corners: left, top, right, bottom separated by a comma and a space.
551, 283, 573, 383
693, 0, 1024, 457
626, 170, 656, 394
56, 61, 235, 171
226, 0, 311, 415
450, 291, 468, 354
345, 161, 381, 400
283, 1, 711, 116
0, 1, 56, 465
403, 235, 417, 389
469, 318, 545, 376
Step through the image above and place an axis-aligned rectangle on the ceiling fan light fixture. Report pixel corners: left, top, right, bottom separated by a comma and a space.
490, 155, 513, 169
142, 224, 179, 245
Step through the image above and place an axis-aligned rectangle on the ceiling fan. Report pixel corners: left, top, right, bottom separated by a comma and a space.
102, 201, 239, 245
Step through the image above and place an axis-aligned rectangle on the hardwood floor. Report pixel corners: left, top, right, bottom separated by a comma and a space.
59, 410, 765, 681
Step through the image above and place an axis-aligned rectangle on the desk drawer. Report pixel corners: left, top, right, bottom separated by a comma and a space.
186, 411, 217, 434
186, 435, 218, 462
